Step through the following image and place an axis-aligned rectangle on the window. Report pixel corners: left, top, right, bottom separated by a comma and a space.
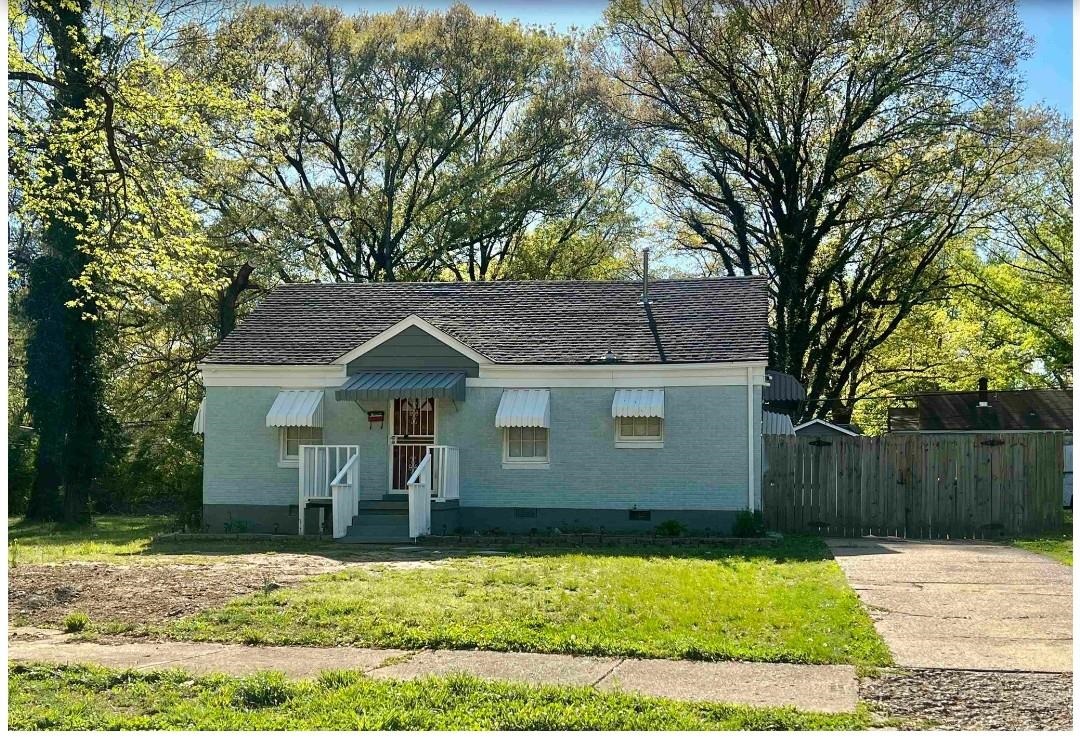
279, 426, 323, 466
615, 416, 664, 448
503, 426, 549, 467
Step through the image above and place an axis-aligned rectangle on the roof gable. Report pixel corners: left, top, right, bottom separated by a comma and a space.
336, 315, 491, 368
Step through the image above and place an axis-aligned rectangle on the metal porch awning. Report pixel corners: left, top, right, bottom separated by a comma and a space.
611, 389, 665, 418
192, 399, 206, 434
335, 371, 467, 402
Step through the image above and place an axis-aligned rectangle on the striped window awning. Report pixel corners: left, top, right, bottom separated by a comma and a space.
266, 390, 325, 428
495, 389, 550, 428
335, 371, 467, 402
192, 399, 206, 435
611, 389, 665, 418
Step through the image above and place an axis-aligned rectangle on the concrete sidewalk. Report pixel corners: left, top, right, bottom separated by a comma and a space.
7, 629, 858, 713
827, 538, 1072, 673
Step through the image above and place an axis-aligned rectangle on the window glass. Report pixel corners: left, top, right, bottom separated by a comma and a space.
283, 426, 323, 459
617, 417, 663, 441
506, 427, 548, 460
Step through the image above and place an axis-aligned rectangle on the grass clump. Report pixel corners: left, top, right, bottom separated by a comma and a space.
7, 663, 873, 730
63, 612, 90, 633
166, 537, 890, 666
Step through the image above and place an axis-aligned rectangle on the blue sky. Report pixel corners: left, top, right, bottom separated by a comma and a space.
287, 0, 1073, 116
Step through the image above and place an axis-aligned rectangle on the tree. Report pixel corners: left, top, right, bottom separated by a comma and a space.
961, 114, 1072, 385
184, 3, 639, 283
8, 0, 256, 521
606, 0, 1035, 421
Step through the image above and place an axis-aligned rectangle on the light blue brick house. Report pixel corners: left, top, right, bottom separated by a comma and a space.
194, 277, 769, 540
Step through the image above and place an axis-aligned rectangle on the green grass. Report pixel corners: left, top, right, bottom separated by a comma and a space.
8, 515, 175, 565
1009, 534, 1072, 565
1007, 511, 1072, 565
6, 663, 873, 730
7, 515, 362, 564
166, 537, 891, 666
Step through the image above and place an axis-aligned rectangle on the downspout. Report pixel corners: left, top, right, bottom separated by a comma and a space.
747, 366, 755, 512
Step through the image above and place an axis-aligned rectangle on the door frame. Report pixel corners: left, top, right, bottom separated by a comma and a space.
387, 397, 437, 494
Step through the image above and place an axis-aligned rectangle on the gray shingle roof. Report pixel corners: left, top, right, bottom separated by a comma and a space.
203, 277, 769, 366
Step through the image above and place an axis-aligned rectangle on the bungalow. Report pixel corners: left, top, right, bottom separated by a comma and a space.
194, 276, 769, 540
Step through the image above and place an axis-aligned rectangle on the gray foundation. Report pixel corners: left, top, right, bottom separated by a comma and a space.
203, 503, 740, 537
457, 507, 739, 536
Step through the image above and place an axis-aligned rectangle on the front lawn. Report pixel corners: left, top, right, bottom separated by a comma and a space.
8, 515, 174, 565
167, 537, 891, 666
7, 663, 872, 731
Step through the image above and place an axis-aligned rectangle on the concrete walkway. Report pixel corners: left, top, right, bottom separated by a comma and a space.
827, 538, 1072, 672
7, 629, 858, 713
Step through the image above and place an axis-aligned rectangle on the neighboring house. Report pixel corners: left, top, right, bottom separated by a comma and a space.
793, 419, 862, 438
762, 370, 804, 436
194, 277, 770, 540
888, 379, 1073, 506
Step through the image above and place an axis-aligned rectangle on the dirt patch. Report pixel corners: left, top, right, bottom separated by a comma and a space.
861, 668, 1073, 730
8, 550, 450, 628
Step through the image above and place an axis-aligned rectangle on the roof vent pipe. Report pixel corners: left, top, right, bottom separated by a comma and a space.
639, 248, 652, 306
978, 377, 989, 407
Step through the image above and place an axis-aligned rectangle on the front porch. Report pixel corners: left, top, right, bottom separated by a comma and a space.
297, 443, 460, 541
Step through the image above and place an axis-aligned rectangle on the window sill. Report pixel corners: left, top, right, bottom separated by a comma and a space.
615, 440, 664, 449
502, 460, 551, 470
278, 459, 300, 469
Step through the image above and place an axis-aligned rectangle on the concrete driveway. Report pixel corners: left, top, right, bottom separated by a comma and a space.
827, 538, 1072, 672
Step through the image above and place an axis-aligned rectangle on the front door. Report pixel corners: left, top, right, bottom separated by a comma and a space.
390, 397, 435, 492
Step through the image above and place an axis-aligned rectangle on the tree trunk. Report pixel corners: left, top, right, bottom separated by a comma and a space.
24, 0, 101, 524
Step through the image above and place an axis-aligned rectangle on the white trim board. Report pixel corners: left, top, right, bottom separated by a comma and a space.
199, 364, 347, 388
793, 419, 860, 436
199, 361, 769, 388
333, 314, 493, 367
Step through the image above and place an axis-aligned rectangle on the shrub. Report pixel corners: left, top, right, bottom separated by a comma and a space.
63, 612, 90, 633
654, 520, 688, 537
731, 510, 766, 538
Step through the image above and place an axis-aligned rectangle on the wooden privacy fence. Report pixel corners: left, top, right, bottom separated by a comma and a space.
762, 433, 1065, 538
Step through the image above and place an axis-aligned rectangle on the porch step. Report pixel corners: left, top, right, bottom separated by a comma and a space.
344, 512, 410, 542
381, 493, 408, 502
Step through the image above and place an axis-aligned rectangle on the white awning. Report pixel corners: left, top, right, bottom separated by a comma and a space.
192, 399, 206, 435
495, 389, 550, 428
611, 389, 665, 418
763, 410, 795, 436
266, 390, 325, 428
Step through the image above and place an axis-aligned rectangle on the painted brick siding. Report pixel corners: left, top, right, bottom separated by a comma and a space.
203, 383, 760, 512
442, 386, 754, 511
202, 386, 390, 507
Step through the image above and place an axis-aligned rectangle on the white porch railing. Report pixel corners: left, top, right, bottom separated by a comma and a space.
406, 454, 432, 538
428, 445, 460, 501
298, 444, 359, 536
330, 452, 360, 538
406, 445, 459, 538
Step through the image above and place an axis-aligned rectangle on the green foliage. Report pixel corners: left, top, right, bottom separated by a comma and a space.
63, 612, 90, 633
731, 511, 765, 538
7, 663, 874, 730
654, 519, 688, 537
165, 539, 891, 666
8, 427, 36, 515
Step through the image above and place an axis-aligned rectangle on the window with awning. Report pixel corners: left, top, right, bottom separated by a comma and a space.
612, 389, 664, 447
265, 390, 325, 428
